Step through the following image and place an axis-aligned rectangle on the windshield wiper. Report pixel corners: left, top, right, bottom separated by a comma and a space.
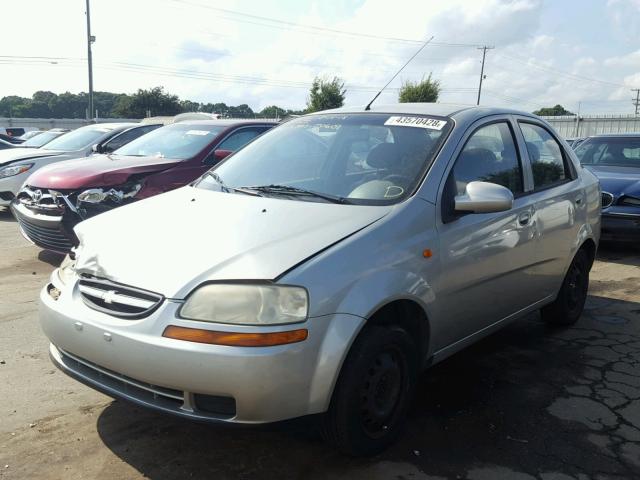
240, 184, 350, 204
203, 171, 262, 197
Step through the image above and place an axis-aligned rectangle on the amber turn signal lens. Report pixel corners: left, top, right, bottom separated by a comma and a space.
422, 248, 433, 258
162, 325, 308, 347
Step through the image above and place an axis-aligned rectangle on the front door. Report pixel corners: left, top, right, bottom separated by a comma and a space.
432, 118, 539, 351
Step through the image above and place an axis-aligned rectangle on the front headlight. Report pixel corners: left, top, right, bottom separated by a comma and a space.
77, 182, 143, 204
56, 255, 76, 286
180, 284, 309, 325
0, 163, 34, 178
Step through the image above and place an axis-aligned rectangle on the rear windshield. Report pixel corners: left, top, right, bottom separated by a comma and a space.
198, 113, 451, 205
575, 137, 640, 167
114, 123, 224, 159
43, 126, 112, 151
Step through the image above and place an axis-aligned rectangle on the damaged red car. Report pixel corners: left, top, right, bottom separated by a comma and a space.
12, 119, 277, 253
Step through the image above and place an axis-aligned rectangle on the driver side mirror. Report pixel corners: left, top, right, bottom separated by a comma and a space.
205, 149, 233, 165
455, 181, 513, 214
91, 143, 104, 154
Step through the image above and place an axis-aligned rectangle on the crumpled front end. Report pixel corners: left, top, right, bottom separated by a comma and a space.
11, 181, 143, 252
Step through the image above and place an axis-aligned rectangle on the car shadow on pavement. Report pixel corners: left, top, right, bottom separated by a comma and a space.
597, 243, 640, 267
0, 206, 16, 222
37, 249, 65, 267
95, 293, 640, 480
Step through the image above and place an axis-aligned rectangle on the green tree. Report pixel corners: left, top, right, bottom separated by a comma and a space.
113, 86, 182, 117
306, 76, 346, 113
180, 100, 201, 113
533, 104, 575, 116
398, 74, 440, 103
260, 105, 287, 118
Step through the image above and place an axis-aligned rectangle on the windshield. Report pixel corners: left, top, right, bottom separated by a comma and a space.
22, 131, 62, 148
43, 126, 112, 151
114, 123, 225, 159
197, 113, 450, 205
575, 137, 640, 167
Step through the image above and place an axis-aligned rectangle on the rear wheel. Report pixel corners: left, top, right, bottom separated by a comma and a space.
321, 325, 418, 456
541, 249, 590, 326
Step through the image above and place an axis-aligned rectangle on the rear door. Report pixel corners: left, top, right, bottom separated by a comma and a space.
514, 119, 582, 297
432, 116, 539, 350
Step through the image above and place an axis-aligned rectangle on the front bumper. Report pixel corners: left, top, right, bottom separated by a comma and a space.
601, 211, 640, 242
39, 272, 364, 423
11, 200, 74, 253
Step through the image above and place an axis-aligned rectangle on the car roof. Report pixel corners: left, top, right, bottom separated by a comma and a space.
86, 122, 138, 130
587, 133, 640, 138
175, 119, 279, 127
311, 103, 539, 123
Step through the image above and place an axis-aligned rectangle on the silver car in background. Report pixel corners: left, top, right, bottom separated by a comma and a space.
39, 104, 600, 455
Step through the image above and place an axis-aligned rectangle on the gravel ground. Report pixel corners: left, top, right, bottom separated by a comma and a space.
1, 205, 639, 480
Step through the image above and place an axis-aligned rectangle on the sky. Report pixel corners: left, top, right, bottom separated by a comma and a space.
2, 0, 640, 114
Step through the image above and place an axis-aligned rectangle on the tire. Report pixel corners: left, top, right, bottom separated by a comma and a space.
320, 325, 418, 456
541, 249, 590, 326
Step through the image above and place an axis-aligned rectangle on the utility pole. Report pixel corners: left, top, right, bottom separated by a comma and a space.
476, 45, 494, 105
632, 88, 640, 116
85, 0, 95, 121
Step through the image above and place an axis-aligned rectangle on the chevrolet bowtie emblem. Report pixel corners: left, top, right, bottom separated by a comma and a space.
102, 290, 117, 304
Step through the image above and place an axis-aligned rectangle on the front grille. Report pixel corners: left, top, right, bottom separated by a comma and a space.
78, 276, 164, 319
56, 348, 236, 419
601, 192, 614, 209
17, 216, 74, 252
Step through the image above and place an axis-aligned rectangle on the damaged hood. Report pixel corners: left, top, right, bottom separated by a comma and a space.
27, 154, 181, 190
0, 148, 66, 167
73, 186, 392, 298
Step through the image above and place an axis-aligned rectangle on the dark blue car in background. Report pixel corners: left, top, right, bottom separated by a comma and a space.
575, 134, 640, 242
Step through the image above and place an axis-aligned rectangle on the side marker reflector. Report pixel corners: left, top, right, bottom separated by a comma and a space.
162, 325, 308, 347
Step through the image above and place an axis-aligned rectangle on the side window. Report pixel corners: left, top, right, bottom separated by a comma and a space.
519, 123, 570, 189
451, 122, 523, 196
217, 127, 265, 151
104, 125, 157, 153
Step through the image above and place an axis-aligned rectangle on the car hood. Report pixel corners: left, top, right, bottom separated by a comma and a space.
585, 165, 640, 196
73, 186, 392, 298
27, 154, 181, 190
0, 148, 66, 167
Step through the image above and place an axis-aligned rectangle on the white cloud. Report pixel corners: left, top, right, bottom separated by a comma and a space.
1, 0, 639, 114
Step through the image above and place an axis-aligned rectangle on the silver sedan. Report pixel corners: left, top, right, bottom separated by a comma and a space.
39, 104, 600, 455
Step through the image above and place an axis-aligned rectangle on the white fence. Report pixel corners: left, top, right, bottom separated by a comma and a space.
541, 114, 640, 138
0, 117, 140, 130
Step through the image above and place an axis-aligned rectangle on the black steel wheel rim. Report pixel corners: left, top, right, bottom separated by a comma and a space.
360, 346, 406, 438
567, 260, 587, 312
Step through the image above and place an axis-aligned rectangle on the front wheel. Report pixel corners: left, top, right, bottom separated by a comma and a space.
541, 249, 590, 326
320, 325, 418, 456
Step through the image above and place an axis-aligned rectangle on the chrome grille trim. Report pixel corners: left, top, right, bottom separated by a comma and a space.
78, 276, 164, 319
601, 192, 614, 209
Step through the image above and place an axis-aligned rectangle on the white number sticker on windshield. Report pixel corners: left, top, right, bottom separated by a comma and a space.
384, 116, 447, 130
186, 130, 211, 136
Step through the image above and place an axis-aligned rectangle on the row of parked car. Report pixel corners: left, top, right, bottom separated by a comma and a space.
1, 116, 278, 251
2, 103, 638, 455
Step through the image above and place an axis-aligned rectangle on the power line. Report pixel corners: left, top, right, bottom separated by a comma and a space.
496, 52, 630, 89
168, 0, 484, 48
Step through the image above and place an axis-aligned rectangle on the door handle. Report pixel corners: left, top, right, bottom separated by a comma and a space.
518, 212, 531, 225
575, 196, 583, 205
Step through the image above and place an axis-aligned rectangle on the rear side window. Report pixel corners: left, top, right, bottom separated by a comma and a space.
217, 127, 269, 151
451, 122, 523, 196
519, 123, 570, 189
103, 125, 158, 153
